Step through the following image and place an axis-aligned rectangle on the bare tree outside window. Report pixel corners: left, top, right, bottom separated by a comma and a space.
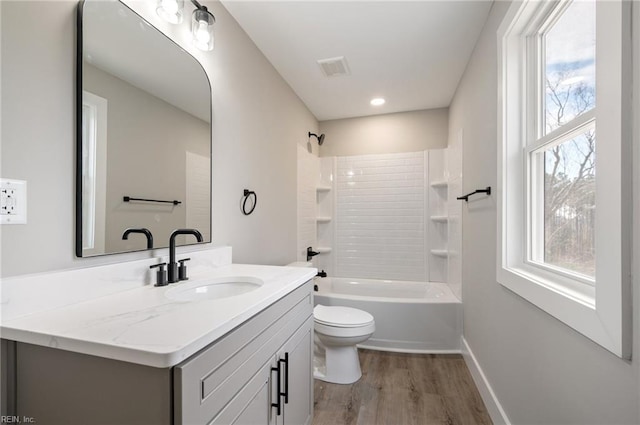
541, 0, 596, 278
543, 129, 595, 277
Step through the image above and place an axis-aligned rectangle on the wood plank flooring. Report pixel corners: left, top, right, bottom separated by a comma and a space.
313, 349, 492, 425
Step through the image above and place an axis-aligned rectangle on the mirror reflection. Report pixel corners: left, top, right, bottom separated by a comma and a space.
77, 0, 212, 257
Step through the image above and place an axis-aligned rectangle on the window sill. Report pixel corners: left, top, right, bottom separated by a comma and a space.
511, 264, 595, 308
497, 264, 626, 358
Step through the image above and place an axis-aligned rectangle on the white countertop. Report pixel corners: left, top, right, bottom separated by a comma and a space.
1, 256, 316, 368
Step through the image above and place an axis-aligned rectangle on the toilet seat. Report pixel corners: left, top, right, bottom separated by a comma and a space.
315, 321, 376, 338
313, 305, 374, 328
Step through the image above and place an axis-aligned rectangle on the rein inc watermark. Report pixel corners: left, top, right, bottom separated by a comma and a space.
1, 417, 35, 424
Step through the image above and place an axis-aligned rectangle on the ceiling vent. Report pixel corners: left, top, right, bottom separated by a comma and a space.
317, 56, 351, 78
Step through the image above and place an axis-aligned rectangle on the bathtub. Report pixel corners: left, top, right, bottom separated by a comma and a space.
313, 277, 462, 353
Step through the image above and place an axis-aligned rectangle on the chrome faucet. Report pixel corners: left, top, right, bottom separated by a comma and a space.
168, 229, 203, 283
122, 228, 154, 249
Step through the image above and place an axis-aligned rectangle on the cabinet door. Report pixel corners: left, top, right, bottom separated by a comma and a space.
209, 360, 272, 425
277, 317, 314, 425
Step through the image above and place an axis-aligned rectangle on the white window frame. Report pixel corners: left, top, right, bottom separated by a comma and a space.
497, 0, 632, 358
81, 90, 108, 256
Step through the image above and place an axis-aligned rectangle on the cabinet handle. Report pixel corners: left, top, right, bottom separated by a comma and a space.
271, 364, 282, 416
279, 353, 289, 404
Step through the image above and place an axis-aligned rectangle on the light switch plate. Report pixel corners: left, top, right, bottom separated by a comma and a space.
1, 178, 27, 224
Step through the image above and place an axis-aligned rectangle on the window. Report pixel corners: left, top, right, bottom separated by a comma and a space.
81, 91, 108, 256
530, 0, 596, 281
497, 0, 631, 358
82, 101, 98, 250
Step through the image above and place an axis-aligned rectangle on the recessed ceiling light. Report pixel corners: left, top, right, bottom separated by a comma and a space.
370, 97, 386, 106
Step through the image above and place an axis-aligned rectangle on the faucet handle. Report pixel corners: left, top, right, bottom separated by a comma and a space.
178, 258, 191, 281
306, 247, 320, 261
150, 262, 168, 287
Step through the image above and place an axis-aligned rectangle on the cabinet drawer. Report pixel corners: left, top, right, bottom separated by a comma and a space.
174, 281, 313, 425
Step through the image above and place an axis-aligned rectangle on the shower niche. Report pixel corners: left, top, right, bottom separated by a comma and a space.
313, 159, 335, 274
427, 149, 450, 283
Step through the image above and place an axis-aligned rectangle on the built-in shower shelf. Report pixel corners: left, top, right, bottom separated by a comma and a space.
316, 216, 332, 223
430, 180, 448, 189
316, 247, 332, 254
430, 249, 448, 258
430, 215, 449, 223
316, 185, 332, 192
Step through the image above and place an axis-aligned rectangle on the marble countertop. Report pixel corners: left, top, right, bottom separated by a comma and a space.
1, 262, 316, 368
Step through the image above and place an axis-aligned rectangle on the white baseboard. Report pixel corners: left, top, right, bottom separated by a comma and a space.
357, 344, 461, 354
461, 337, 511, 425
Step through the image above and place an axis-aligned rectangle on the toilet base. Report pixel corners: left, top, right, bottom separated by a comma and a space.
313, 344, 362, 384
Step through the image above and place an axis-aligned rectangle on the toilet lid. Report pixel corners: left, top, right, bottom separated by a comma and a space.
314, 305, 374, 328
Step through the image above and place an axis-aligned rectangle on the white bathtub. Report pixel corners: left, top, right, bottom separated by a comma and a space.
314, 277, 462, 353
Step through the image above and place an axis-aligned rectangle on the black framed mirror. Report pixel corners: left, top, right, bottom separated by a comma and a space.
76, 0, 212, 257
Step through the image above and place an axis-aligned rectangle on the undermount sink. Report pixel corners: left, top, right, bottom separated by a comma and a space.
165, 276, 264, 301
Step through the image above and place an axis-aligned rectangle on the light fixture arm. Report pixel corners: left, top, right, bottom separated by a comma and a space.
190, 0, 215, 22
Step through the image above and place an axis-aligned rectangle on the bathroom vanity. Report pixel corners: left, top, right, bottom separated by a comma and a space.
175, 282, 312, 425
1, 249, 315, 425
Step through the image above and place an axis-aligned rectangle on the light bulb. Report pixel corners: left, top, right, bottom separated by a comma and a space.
161, 0, 178, 15
195, 20, 211, 44
191, 8, 215, 51
156, 0, 183, 24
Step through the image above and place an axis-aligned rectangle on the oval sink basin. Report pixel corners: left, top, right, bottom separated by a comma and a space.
165, 276, 263, 301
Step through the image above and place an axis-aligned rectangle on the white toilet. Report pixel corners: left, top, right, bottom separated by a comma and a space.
313, 304, 375, 384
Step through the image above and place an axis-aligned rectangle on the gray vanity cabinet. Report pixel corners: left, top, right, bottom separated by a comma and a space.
3, 281, 313, 425
174, 281, 314, 425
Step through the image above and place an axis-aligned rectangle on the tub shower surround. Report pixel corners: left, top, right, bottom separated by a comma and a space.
302, 149, 463, 353
314, 149, 461, 286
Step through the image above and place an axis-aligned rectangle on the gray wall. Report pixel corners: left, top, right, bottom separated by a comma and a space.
318, 108, 448, 157
0, 1, 318, 276
449, 2, 640, 424
84, 64, 210, 254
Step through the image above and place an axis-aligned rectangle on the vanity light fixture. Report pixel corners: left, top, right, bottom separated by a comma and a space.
156, 0, 216, 51
370, 97, 386, 106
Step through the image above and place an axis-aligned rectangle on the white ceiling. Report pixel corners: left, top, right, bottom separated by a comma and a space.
221, 1, 493, 121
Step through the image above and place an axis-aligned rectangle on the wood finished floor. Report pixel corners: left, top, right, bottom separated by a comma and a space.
313, 349, 493, 425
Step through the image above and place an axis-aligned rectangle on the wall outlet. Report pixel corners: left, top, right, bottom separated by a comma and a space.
1, 178, 27, 224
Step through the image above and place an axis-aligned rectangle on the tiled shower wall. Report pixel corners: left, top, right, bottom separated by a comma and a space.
335, 152, 427, 281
